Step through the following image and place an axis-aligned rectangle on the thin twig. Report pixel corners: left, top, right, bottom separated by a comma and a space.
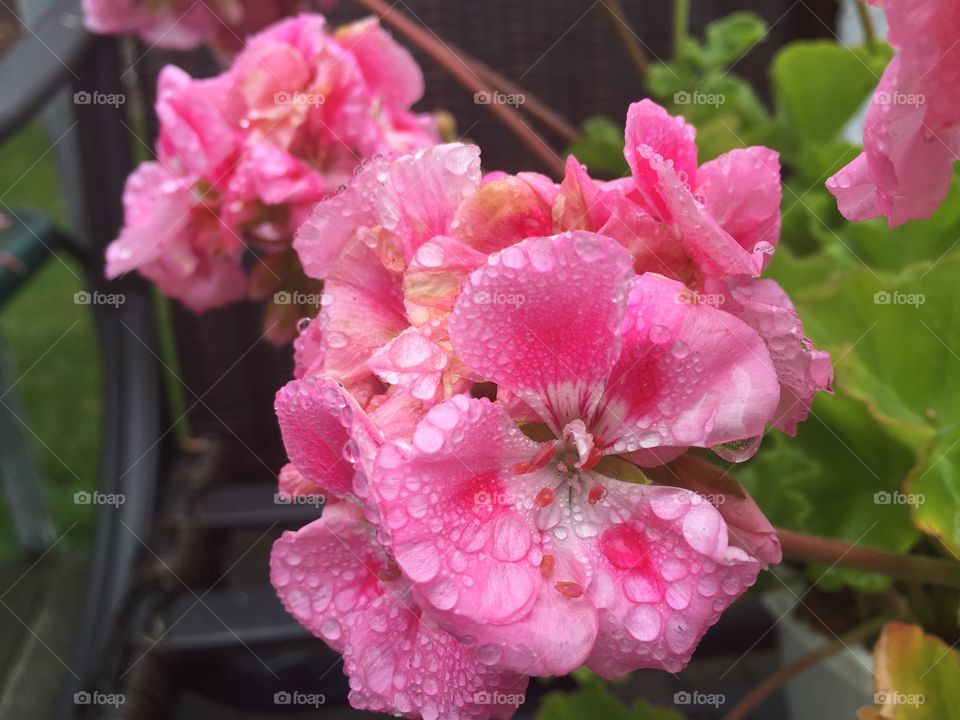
354, 0, 566, 178
721, 616, 887, 720
458, 49, 579, 143
598, 0, 649, 82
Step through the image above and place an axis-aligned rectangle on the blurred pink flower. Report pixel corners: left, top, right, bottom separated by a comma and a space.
105, 14, 439, 329
82, 0, 311, 53
827, 0, 960, 226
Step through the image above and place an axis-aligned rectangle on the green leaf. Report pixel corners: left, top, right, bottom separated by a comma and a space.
802, 257, 960, 441
771, 41, 892, 144
797, 254, 960, 554
536, 678, 684, 720
567, 117, 629, 178
765, 244, 845, 299
701, 12, 768, 69
907, 428, 960, 556
738, 393, 920, 591
857, 622, 960, 719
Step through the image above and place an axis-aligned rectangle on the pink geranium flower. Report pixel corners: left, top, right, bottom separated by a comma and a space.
827, 0, 960, 226
292, 143, 483, 400
370, 232, 782, 678
82, 0, 310, 54
270, 376, 528, 719
105, 14, 439, 335
294, 100, 829, 434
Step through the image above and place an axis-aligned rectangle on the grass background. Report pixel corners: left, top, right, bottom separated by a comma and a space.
0, 121, 101, 559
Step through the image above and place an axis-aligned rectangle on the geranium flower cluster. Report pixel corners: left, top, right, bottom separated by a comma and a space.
828, 0, 960, 226
82, 0, 314, 54
104, 14, 439, 342
270, 100, 832, 718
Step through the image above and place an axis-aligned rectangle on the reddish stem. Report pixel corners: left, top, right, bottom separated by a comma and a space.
353, 0, 566, 178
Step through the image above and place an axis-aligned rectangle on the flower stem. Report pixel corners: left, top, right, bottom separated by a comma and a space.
721, 615, 887, 720
855, 0, 878, 51
353, 0, 566, 178
598, 0, 649, 82
673, 0, 690, 58
777, 528, 960, 589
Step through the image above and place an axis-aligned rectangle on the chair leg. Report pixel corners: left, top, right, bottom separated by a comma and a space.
0, 326, 57, 555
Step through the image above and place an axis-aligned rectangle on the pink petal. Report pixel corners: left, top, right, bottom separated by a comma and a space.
334, 17, 424, 108
295, 144, 482, 279
404, 235, 488, 320
723, 278, 833, 435
585, 484, 768, 678
827, 0, 960, 225
593, 273, 780, 453
275, 376, 380, 501
368, 328, 449, 403
451, 176, 553, 255
315, 241, 408, 390
449, 232, 633, 429
696, 147, 782, 261
156, 65, 237, 179
623, 99, 699, 221
270, 503, 383, 653
105, 163, 247, 314
372, 395, 598, 675
653, 454, 782, 567
825, 153, 883, 222
276, 462, 331, 504
623, 101, 762, 277
272, 503, 528, 719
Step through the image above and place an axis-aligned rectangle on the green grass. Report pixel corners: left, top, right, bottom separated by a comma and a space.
0, 121, 101, 559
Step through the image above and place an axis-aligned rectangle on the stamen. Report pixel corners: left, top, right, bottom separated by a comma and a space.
378, 562, 402, 583
588, 484, 606, 505
554, 581, 584, 598
534, 487, 556, 507
540, 554, 555, 577
511, 441, 557, 475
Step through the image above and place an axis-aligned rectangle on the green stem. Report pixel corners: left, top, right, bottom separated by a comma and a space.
855, 0, 878, 51
673, 0, 690, 58
721, 616, 887, 720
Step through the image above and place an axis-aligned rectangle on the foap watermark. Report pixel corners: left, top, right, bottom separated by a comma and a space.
274, 90, 325, 106
274, 290, 322, 307
875, 691, 925, 708
73, 90, 125, 108
75, 290, 125, 307
674, 690, 726, 708
273, 691, 326, 708
874, 490, 925, 507
674, 90, 725, 108
74, 691, 125, 708
274, 492, 326, 507
74, 490, 125, 507
874, 91, 925, 108
474, 490, 516, 507
676, 289, 725, 307
873, 290, 925, 307
473, 691, 525, 707
473, 290, 525, 307
474, 90, 525, 107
